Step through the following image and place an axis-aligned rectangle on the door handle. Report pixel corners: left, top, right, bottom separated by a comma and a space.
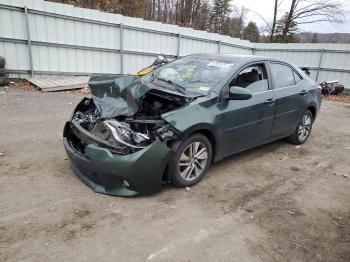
264, 98, 276, 105
299, 90, 308, 95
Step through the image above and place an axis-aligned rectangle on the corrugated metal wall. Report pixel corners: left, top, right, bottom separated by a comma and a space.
0, 0, 349, 84
254, 43, 350, 83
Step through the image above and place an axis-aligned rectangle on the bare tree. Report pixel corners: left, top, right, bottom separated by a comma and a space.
282, 0, 345, 41
270, 0, 281, 41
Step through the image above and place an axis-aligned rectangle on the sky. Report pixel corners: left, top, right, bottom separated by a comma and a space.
234, 0, 350, 34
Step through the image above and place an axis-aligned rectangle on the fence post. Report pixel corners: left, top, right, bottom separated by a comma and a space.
316, 49, 324, 81
177, 34, 181, 58
217, 41, 221, 53
24, 6, 34, 77
252, 47, 256, 55
120, 23, 124, 74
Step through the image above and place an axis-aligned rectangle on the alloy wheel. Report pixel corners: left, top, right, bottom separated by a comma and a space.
178, 141, 208, 181
298, 114, 312, 142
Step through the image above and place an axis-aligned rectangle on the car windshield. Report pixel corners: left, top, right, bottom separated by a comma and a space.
143, 56, 235, 94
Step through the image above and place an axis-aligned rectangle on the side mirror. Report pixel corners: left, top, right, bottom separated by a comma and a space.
227, 86, 252, 100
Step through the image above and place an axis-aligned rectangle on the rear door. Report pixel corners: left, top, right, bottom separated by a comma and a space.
219, 62, 276, 156
268, 62, 308, 138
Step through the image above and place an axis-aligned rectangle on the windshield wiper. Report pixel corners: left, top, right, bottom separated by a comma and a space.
155, 77, 187, 95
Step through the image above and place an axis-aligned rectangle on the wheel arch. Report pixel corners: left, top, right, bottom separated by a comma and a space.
306, 103, 317, 119
182, 124, 220, 162
163, 124, 220, 183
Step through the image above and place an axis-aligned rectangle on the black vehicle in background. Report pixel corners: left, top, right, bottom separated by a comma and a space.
301, 67, 345, 95
320, 81, 345, 95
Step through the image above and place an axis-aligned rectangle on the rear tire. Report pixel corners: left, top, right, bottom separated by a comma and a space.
288, 109, 314, 145
169, 134, 212, 187
0, 75, 9, 86
0, 68, 7, 77
0, 56, 5, 68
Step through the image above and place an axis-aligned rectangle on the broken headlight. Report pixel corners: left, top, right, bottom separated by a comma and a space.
104, 120, 150, 149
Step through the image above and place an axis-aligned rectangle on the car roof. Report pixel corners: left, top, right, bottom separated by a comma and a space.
187, 53, 287, 64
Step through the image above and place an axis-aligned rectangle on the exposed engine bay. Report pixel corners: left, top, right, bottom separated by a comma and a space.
68, 90, 187, 155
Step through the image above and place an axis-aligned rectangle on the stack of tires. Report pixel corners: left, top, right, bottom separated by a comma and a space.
0, 56, 9, 86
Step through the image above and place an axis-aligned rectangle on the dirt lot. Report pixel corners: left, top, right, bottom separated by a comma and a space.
0, 86, 349, 262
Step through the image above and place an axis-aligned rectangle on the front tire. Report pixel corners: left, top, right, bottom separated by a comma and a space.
288, 109, 314, 145
169, 134, 212, 187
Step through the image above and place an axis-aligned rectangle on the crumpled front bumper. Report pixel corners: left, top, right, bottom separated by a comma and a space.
63, 122, 173, 197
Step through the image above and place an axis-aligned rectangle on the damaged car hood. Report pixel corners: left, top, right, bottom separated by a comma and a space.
89, 75, 192, 118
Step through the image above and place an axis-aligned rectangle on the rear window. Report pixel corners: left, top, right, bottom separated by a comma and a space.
269, 63, 295, 89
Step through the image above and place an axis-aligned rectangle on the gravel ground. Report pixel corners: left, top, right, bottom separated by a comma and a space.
0, 86, 349, 262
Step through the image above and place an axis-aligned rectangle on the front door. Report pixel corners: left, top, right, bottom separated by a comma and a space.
218, 63, 276, 156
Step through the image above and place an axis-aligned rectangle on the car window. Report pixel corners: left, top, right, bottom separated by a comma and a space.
269, 63, 296, 89
230, 64, 269, 93
293, 70, 303, 84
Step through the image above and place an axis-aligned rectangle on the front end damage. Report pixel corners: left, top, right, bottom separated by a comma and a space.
63, 75, 189, 196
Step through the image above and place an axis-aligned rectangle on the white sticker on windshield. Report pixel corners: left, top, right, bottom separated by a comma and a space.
207, 61, 233, 69
199, 86, 210, 91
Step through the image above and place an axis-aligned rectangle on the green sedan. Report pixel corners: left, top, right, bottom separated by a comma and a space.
63, 54, 322, 196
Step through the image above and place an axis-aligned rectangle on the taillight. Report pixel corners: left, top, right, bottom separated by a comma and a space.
316, 85, 322, 92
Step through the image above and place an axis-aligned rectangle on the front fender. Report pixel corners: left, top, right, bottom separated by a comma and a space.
161, 95, 224, 161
